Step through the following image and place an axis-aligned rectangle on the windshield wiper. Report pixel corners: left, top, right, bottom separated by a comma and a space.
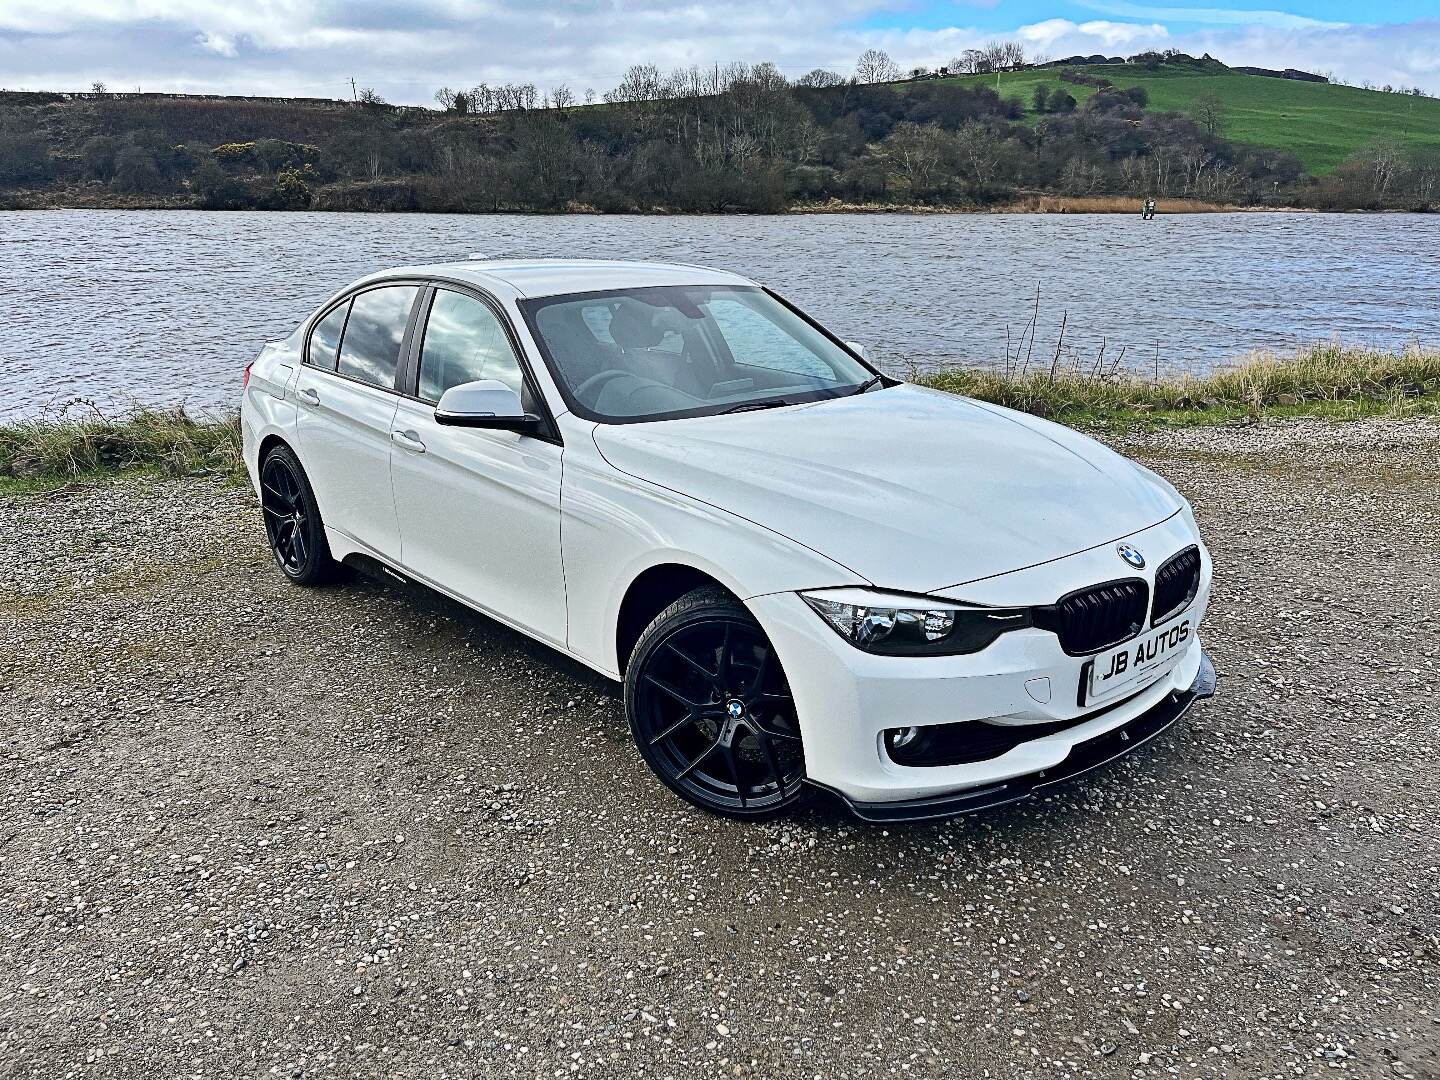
846, 375, 884, 396
719, 398, 793, 414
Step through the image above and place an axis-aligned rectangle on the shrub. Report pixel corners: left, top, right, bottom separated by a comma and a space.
110, 145, 163, 193
81, 135, 120, 179
0, 133, 55, 186
192, 157, 258, 209
267, 165, 314, 208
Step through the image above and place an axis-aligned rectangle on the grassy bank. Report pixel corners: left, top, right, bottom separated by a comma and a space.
918, 343, 1440, 427
2, 346, 1436, 493
0, 407, 242, 493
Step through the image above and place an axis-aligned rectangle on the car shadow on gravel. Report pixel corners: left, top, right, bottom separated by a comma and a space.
332, 555, 1174, 838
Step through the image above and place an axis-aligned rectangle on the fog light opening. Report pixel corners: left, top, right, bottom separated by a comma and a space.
887, 726, 920, 749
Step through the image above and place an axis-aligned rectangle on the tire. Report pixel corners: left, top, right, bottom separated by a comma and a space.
259, 445, 338, 586
625, 586, 808, 820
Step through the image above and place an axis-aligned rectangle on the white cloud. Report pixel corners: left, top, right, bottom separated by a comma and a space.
0, 1, 1435, 102
1078, 2, 1348, 31
195, 30, 236, 56
1015, 18, 1169, 51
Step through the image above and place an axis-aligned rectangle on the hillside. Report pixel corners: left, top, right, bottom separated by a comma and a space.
1, 56, 1437, 213
944, 64, 1440, 175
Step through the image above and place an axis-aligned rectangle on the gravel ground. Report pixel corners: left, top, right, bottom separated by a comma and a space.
1, 416, 1437, 1080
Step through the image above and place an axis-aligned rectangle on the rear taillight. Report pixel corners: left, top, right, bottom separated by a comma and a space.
242, 361, 254, 390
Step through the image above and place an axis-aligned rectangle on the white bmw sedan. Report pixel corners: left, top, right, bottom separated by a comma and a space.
241, 259, 1215, 822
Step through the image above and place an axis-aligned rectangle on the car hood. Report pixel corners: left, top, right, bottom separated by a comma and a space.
591, 384, 1182, 594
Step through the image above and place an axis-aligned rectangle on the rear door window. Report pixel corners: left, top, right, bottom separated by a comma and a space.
336, 285, 419, 390
307, 301, 349, 371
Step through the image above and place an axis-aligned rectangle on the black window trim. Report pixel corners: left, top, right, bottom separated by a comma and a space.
300, 278, 427, 396
394, 277, 562, 445
516, 283, 890, 426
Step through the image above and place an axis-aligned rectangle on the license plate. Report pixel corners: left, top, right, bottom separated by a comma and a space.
1087, 616, 1193, 703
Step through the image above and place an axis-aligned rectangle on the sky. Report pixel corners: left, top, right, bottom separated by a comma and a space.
0, 1, 1436, 104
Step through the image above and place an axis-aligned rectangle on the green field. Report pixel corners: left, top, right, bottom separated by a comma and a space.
941, 65, 1440, 174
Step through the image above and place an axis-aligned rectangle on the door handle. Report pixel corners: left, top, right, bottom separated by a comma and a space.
391, 429, 426, 453
297, 387, 320, 407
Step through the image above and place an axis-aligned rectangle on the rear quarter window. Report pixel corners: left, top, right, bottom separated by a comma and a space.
307, 301, 349, 371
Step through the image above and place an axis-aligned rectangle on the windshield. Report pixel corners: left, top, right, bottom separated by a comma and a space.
518, 285, 878, 423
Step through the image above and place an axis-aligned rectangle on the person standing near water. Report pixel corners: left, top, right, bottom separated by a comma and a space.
1142, 198, 1157, 219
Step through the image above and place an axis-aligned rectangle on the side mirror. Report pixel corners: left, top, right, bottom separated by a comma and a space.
844, 340, 868, 360
434, 380, 540, 432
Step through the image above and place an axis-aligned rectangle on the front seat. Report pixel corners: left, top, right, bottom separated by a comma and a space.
608, 301, 712, 396
535, 305, 621, 391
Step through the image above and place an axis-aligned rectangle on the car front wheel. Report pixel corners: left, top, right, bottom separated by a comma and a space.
625, 587, 807, 819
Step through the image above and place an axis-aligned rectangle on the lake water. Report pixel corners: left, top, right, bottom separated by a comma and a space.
3, 209, 1438, 420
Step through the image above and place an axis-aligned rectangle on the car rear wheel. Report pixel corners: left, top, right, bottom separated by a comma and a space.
260, 446, 337, 586
626, 587, 807, 819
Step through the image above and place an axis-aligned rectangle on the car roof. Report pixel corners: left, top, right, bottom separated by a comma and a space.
374, 258, 757, 299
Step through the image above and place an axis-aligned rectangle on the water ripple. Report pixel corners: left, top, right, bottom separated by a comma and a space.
2, 209, 1437, 419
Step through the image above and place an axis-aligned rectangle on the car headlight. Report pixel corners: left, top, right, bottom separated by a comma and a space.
799, 588, 1030, 656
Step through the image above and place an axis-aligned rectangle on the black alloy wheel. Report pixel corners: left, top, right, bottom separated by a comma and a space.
260, 446, 336, 585
626, 588, 806, 819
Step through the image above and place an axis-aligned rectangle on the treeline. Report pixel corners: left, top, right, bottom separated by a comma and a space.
1, 53, 1437, 213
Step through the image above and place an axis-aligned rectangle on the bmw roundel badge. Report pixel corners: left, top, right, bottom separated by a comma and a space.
1116, 543, 1146, 569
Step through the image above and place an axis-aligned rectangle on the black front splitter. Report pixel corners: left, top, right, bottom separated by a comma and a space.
810, 651, 1217, 825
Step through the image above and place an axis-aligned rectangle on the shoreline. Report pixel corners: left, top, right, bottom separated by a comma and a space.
3, 345, 1436, 493
0, 191, 1398, 216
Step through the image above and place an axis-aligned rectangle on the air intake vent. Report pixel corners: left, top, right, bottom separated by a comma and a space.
1039, 579, 1148, 655
1152, 545, 1201, 626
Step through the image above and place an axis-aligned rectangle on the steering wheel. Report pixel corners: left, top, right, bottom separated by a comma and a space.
574, 368, 632, 402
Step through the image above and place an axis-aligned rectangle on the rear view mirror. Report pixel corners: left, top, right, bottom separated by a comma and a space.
435, 380, 540, 432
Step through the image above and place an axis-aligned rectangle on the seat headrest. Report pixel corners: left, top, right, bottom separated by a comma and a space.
608, 302, 664, 350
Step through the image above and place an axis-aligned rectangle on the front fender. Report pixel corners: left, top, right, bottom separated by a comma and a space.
560, 431, 867, 676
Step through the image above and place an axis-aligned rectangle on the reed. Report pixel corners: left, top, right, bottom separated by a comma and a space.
917, 342, 1440, 425
2, 343, 1436, 492
0, 404, 243, 486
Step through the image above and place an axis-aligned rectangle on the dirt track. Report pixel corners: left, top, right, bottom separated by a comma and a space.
1, 417, 1437, 1079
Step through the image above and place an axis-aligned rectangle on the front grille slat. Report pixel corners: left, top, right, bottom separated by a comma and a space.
1040, 577, 1149, 655
1152, 545, 1201, 626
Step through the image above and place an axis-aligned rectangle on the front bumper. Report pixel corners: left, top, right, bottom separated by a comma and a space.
744, 514, 1214, 818
810, 651, 1215, 822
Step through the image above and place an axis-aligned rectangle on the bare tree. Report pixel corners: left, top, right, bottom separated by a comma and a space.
953, 121, 1001, 185
980, 41, 1024, 73
434, 86, 471, 113
796, 68, 844, 88
855, 48, 900, 84
357, 87, 385, 106
881, 122, 954, 197
606, 64, 666, 103
584, 88, 596, 104
90, 81, 108, 94
1362, 138, 1408, 194
551, 84, 575, 110
492, 83, 539, 111
1189, 92, 1225, 137
954, 50, 985, 75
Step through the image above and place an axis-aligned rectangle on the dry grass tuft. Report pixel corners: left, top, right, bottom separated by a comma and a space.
2, 343, 1437, 490
0, 405, 243, 485
917, 343, 1440, 423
